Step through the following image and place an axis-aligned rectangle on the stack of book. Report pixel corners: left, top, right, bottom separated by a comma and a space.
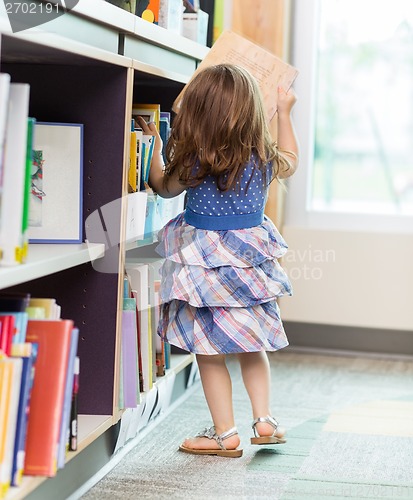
119, 262, 170, 408
0, 293, 80, 497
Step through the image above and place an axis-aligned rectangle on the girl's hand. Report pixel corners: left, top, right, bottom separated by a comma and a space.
135, 115, 163, 153
277, 86, 297, 116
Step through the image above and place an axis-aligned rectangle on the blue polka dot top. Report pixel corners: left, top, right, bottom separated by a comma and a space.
185, 157, 273, 230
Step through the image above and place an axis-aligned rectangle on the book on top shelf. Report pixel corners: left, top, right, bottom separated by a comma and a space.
173, 30, 299, 121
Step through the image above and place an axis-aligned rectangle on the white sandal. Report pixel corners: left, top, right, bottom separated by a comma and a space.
179, 426, 243, 458
250, 416, 286, 445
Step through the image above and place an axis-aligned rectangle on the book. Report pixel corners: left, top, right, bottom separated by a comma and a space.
172, 30, 299, 121
132, 103, 160, 132
141, 134, 156, 189
159, 111, 171, 164
57, 327, 79, 469
0, 316, 14, 356
0, 83, 30, 266
105, 0, 136, 14
0, 312, 28, 346
138, 0, 159, 23
182, 10, 209, 45
0, 357, 22, 497
24, 319, 73, 477
121, 298, 139, 407
10, 343, 38, 487
28, 297, 60, 319
0, 74, 11, 262
0, 292, 30, 313
158, 0, 183, 35
135, 128, 143, 192
21, 118, 35, 263
129, 130, 138, 192
126, 265, 152, 392
126, 191, 148, 243
69, 356, 79, 452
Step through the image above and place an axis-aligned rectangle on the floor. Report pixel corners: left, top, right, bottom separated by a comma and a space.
82, 350, 413, 499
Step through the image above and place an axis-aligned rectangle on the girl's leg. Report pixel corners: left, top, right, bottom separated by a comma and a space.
238, 351, 285, 438
181, 354, 240, 450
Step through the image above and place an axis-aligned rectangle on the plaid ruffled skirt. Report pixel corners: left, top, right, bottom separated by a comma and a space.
155, 212, 292, 355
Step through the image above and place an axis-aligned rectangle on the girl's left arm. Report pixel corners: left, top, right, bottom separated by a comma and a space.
135, 117, 186, 198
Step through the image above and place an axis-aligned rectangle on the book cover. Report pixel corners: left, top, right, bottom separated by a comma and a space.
0, 312, 28, 345
0, 357, 22, 497
173, 30, 298, 121
135, 128, 143, 192
24, 319, 73, 476
57, 327, 79, 469
158, 0, 183, 34
10, 343, 37, 486
0, 83, 30, 266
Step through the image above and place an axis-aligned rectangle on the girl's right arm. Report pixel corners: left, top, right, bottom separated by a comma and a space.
270, 86, 299, 179
136, 117, 186, 198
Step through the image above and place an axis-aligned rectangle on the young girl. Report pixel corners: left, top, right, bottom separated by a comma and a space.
136, 64, 298, 458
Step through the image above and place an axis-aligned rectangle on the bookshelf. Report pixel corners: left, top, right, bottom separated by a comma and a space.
0, 1, 207, 498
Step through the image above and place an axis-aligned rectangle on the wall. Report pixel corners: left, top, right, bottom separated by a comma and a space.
279, 227, 413, 331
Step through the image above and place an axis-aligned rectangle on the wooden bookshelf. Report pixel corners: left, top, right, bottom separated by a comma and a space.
0, 3, 206, 498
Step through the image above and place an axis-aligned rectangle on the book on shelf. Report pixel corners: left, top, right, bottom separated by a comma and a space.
0, 83, 30, 267
182, 9, 209, 45
0, 357, 22, 498
158, 0, 183, 34
136, 0, 160, 23
28, 297, 60, 319
24, 319, 74, 477
57, 327, 79, 469
173, 30, 299, 121
121, 297, 140, 408
105, 0, 137, 14
10, 342, 38, 487
126, 264, 152, 392
0, 316, 14, 357
132, 103, 160, 132
0, 74, 11, 263
0, 292, 30, 313
69, 356, 79, 452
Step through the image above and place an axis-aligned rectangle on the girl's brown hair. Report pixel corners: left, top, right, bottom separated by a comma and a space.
165, 64, 289, 191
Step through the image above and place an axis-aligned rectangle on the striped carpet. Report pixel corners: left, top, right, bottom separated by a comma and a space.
82, 350, 413, 499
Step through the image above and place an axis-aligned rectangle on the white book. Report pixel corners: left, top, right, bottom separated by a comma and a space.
158, 0, 183, 35
126, 264, 152, 392
0, 83, 30, 266
0, 74, 11, 262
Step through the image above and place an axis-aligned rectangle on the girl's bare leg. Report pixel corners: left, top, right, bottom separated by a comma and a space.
181, 354, 240, 450
238, 351, 285, 438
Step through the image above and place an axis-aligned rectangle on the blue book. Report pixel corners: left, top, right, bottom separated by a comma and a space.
57, 327, 79, 469
11, 343, 38, 486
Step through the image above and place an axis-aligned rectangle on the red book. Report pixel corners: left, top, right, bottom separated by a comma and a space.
0, 315, 15, 356
24, 319, 73, 476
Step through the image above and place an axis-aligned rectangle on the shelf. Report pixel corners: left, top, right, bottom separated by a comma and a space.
5, 414, 113, 500
0, 243, 104, 289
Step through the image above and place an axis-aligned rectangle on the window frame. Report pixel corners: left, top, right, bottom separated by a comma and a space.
285, 0, 413, 234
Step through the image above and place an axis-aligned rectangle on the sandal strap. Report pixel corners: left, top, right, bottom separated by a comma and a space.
195, 426, 239, 450
251, 416, 279, 438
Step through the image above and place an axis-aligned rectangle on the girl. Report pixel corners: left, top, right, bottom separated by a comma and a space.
136, 63, 298, 458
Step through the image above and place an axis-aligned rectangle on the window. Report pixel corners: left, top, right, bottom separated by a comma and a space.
286, 0, 413, 232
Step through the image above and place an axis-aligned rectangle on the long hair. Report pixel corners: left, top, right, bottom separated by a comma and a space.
165, 64, 286, 191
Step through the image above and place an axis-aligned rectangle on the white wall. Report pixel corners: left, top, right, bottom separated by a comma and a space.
279, 226, 413, 331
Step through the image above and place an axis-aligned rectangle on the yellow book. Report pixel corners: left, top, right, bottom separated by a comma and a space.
0, 358, 22, 498
28, 298, 58, 319
129, 131, 138, 192
131, 103, 160, 131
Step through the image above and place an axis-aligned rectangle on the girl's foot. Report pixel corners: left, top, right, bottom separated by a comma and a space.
251, 416, 286, 445
180, 426, 243, 457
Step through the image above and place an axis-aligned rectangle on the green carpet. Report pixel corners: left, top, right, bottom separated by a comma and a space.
82, 351, 413, 499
